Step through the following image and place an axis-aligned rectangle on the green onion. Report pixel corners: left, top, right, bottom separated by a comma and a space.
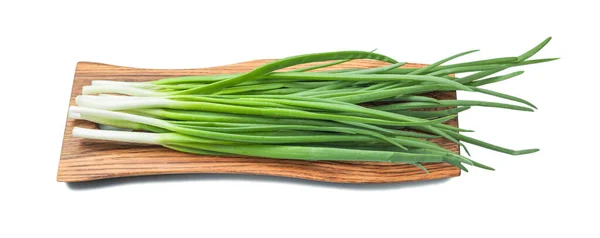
70, 38, 556, 173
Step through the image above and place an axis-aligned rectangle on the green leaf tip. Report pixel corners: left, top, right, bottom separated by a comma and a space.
512, 70, 525, 76
460, 142, 471, 156
411, 163, 430, 174
446, 159, 469, 172
470, 160, 495, 171
513, 148, 540, 155
517, 37, 552, 62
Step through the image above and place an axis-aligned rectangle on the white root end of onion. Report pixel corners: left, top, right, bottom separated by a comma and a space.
73, 127, 161, 145
91, 80, 157, 89
98, 124, 134, 132
69, 106, 171, 129
76, 95, 172, 110
97, 94, 140, 99
82, 85, 164, 96
68, 112, 81, 119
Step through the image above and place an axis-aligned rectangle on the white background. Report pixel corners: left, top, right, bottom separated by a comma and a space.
1, 0, 598, 237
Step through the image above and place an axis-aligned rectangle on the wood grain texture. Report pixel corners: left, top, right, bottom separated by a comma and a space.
58, 60, 461, 183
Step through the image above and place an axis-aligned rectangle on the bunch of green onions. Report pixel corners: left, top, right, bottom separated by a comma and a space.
69, 37, 556, 173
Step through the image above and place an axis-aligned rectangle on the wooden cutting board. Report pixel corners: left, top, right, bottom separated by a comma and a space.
58, 60, 461, 183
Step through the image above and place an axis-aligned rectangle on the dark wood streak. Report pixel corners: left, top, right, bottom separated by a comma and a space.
57, 60, 461, 183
